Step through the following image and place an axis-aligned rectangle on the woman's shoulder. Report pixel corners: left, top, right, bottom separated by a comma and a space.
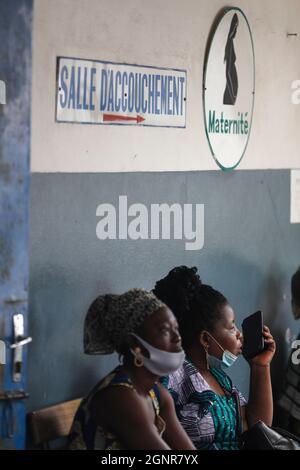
160, 360, 190, 388
90, 368, 150, 426
84, 366, 134, 412
92, 366, 135, 398
167, 359, 199, 379
90, 366, 133, 393
161, 360, 212, 401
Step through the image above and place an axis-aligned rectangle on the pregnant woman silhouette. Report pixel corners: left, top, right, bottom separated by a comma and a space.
223, 13, 239, 105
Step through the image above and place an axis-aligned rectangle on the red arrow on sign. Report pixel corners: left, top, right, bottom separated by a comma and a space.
103, 113, 145, 123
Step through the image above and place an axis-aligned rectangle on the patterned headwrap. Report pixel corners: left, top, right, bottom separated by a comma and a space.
84, 288, 166, 354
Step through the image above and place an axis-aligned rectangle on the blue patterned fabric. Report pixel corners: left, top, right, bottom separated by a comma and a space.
161, 359, 247, 450
68, 366, 163, 449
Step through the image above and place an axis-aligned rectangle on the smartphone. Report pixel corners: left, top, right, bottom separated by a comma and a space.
241, 310, 264, 360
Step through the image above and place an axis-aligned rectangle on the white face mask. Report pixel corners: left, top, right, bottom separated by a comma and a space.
130, 333, 185, 376
206, 332, 238, 369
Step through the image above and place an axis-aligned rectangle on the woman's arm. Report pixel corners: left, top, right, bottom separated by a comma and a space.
158, 384, 196, 450
246, 326, 276, 427
91, 386, 172, 450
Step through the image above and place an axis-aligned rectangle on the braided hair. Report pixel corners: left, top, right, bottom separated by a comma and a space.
292, 266, 300, 307
153, 266, 228, 349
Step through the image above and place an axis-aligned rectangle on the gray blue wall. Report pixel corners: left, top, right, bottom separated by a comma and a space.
28, 169, 300, 412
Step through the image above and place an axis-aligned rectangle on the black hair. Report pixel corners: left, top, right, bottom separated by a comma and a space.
153, 266, 228, 349
291, 266, 300, 307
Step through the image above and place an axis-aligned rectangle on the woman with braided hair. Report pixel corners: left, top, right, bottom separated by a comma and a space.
68, 288, 195, 450
153, 266, 276, 450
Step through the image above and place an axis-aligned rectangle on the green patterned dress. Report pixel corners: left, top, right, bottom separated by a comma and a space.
161, 359, 246, 450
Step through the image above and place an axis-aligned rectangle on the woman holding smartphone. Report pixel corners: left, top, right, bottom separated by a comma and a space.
153, 266, 276, 450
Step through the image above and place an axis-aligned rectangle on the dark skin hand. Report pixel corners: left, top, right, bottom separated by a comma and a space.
90, 306, 195, 450
187, 303, 276, 430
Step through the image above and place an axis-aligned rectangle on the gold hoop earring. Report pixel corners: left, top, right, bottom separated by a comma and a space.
133, 348, 144, 368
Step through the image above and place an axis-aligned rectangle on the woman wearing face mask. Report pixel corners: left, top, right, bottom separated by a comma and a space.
68, 288, 195, 450
153, 266, 276, 450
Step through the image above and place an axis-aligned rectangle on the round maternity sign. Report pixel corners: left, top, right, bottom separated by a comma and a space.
203, 8, 255, 170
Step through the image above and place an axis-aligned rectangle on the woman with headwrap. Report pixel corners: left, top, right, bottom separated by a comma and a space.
68, 288, 195, 450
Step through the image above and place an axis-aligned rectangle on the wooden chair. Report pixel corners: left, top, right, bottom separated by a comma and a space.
27, 397, 82, 449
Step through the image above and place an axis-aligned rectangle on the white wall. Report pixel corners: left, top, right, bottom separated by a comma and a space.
31, 0, 300, 172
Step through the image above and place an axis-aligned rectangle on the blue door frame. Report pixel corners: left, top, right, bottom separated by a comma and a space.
0, 0, 32, 449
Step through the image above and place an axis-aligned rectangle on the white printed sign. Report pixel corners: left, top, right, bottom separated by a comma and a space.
0, 80, 6, 104
291, 169, 300, 223
203, 8, 255, 170
56, 57, 186, 127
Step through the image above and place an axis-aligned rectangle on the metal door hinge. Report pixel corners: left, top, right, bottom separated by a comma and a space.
10, 314, 32, 382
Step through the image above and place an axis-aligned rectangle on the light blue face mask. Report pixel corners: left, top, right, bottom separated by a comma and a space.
206, 332, 238, 369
